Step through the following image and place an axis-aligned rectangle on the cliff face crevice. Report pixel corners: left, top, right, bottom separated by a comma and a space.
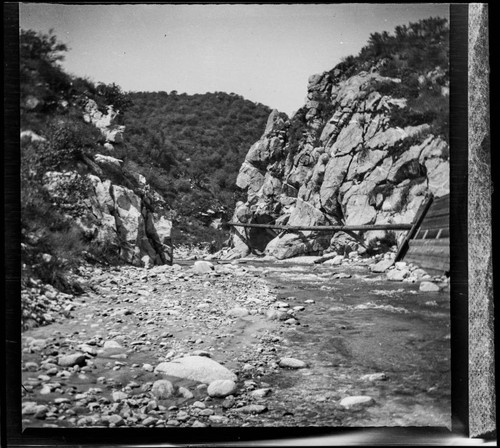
228, 69, 449, 260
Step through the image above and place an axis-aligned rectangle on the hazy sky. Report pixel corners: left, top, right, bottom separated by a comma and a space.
19, 3, 449, 116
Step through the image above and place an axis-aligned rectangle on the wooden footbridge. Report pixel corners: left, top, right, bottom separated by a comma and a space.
227, 193, 450, 274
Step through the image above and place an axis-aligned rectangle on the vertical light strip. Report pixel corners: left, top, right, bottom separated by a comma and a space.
468, 3, 496, 438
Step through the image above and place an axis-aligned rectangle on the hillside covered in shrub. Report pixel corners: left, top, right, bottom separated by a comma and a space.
115, 91, 271, 246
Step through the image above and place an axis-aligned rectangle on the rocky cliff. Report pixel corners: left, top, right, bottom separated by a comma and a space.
22, 102, 173, 268
229, 68, 449, 260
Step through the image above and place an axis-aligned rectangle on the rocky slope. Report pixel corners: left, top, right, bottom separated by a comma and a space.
22, 100, 173, 270
229, 67, 449, 260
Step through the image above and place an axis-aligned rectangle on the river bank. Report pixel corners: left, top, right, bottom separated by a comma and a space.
21, 256, 450, 428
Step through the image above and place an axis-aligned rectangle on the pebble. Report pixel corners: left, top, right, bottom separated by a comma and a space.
142, 363, 154, 372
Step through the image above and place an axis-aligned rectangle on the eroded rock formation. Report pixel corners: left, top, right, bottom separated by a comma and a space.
228, 69, 449, 260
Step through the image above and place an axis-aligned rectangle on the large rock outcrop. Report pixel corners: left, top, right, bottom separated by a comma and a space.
83, 99, 125, 147
42, 154, 172, 267
228, 69, 449, 259
39, 100, 172, 267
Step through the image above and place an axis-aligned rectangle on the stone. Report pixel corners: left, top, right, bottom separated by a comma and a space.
192, 401, 206, 409
142, 416, 158, 426
278, 358, 308, 369
193, 261, 215, 274
333, 272, 351, 279
192, 420, 207, 427
58, 353, 87, 368
22, 402, 40, 415
24, 362, 39, 371
207, 380, 237, 398
419, 281, 440, 292
234, 404, 267, 414
386, 269, 409, 281
266, 308, 287, 321
106, 414, 125, 426
325, 255, 345, 266
151, 380, 175, 399
370, 259, 394, 273
103, 340, 123, 349
192, 350, 211, 358
250, 388, 271, 399
154, 356, 237, 384
34, 405, 49, 419
178, 386, 194, 399
339, 396, 375, 409
360, 373, 387, 382
112, 391, 128, 402
227, 307, 249, 318
176, 411, 189, 422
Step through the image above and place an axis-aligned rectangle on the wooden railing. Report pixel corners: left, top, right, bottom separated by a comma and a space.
226, 222, 413, 232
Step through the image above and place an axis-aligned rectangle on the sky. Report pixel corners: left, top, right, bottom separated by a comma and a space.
19, 3, 450, 116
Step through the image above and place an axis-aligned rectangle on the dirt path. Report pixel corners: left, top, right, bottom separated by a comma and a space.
21, 258, 451, 428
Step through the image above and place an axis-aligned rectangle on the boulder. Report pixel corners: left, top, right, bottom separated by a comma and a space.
154, 356, 237, 384
419, 281, 440, 292
58, 353, 87, 368
151, 380, 175, 399
207, 380, 237, 398
193, 261, 214, 274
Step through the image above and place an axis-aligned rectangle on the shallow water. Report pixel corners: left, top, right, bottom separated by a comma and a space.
243, 260, 451, 427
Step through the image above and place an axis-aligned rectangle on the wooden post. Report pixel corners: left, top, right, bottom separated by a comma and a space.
394, 194, 434, 262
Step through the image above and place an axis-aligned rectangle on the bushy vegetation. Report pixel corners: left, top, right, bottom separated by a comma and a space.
112, 90, 271, 244
20, 30, 132, 292
330, 17, 449, 141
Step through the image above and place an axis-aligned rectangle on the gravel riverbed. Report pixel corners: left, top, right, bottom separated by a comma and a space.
21, 256, 451, 429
